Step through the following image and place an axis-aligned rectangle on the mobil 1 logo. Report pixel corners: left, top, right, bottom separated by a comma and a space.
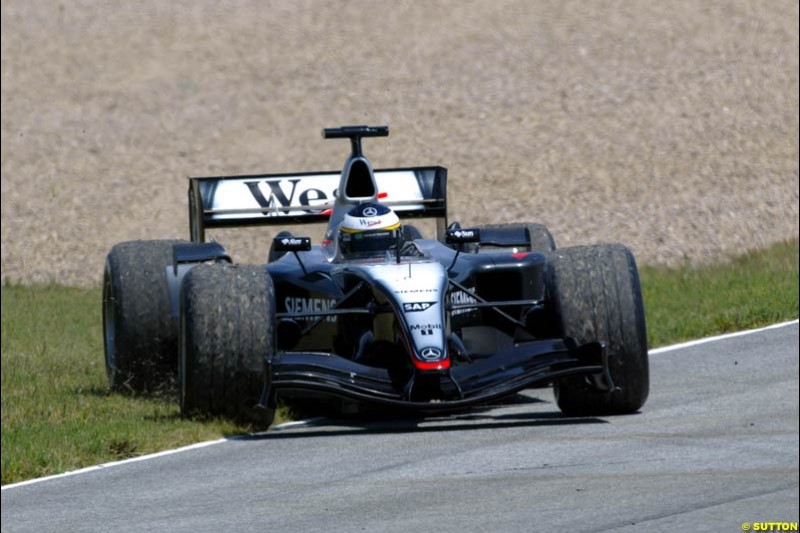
409, 323, 442, 336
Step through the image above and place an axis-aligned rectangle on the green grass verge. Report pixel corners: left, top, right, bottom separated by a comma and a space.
2, 239, 798, 485
0, 284, 292, 485
640, 239, 798, 347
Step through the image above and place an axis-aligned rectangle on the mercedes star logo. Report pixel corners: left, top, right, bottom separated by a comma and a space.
419, 347, 442, 360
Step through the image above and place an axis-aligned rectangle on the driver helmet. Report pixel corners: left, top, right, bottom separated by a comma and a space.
338, 203, 402, 259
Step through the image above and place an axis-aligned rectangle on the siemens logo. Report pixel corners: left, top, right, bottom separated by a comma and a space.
284, 297, 337, 322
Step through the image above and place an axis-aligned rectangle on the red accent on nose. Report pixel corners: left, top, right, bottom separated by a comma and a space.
412, 359, 451, 371
511, 252, 529, 259
321, 209, 332, 216
377, 192, 389, 199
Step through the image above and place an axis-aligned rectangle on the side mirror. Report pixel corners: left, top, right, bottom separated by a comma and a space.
272, 236, 312, 253
445, 228, 481, 245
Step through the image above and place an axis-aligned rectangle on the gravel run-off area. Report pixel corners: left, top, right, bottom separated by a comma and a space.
1, 0, 797, 286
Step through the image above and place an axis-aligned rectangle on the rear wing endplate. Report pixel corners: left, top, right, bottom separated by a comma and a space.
188, 166, 447, 242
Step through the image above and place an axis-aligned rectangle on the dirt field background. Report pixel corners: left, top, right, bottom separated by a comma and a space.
2, 0, 797, 286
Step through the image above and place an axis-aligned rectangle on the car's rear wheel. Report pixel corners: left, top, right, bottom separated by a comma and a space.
476, 222, 556, 253
403, 224, 423, 241
545, 244, 649, 415
180, 263, 275, 426
103, 240, 188, 393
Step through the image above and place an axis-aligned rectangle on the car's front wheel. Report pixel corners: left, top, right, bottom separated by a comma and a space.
545, 244, 649, 415
179, 263, 276, 426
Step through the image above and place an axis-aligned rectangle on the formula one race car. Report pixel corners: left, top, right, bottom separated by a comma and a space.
103, 125, 649, 425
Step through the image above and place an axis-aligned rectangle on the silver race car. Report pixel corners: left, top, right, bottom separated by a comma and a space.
103, 125, 649, 425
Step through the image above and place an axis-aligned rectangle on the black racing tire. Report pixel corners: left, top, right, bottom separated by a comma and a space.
545, 244, 649, 415
103, 239, 188, 393
268, 230, 294, 262
403, 224, 424, 241
179, 263, 275, 426
477, 222, 556, 253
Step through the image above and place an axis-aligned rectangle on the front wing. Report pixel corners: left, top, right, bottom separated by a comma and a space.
268, 339, 614, 411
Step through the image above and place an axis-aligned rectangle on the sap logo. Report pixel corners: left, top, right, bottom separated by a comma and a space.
284, 297, 337, 323
403, 302, 435, 313
244, 178, 336, 216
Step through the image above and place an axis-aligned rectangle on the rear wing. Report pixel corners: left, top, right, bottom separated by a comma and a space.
188, 166, 447, 242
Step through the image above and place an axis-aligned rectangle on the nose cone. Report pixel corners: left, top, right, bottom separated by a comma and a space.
377, 262, 450, 371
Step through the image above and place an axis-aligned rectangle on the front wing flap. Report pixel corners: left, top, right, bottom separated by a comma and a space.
269, 338, 613, 411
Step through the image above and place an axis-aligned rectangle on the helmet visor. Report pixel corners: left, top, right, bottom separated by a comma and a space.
339, 226, 400, 259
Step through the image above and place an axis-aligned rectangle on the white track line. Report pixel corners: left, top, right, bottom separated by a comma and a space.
3, 319, 797, 492
1, 438, 226, 491
648, 319, 798, 354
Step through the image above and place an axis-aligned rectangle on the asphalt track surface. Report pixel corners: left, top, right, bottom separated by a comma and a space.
3, 323, 798, 532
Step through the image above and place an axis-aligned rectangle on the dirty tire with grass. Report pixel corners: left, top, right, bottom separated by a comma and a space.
103, 240, 187, 393
546, 244, 649, 415
180, 263, 275, 426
